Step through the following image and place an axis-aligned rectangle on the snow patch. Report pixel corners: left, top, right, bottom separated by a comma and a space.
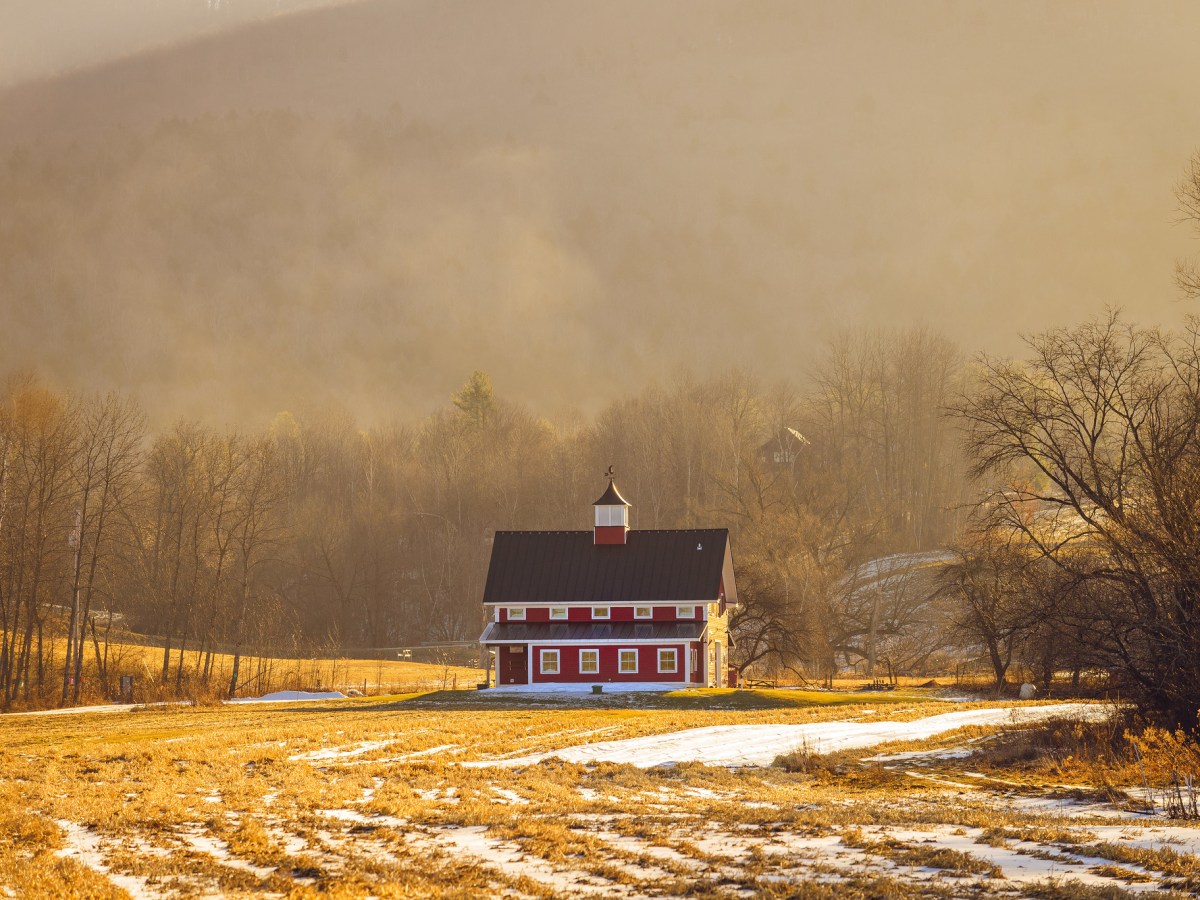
55, 820, 155, 899
469, 703, 1111, 768
179, 828, 276, 879
416, 825, 639, 895
228, 690, 346, 704
289, 739, 394, 762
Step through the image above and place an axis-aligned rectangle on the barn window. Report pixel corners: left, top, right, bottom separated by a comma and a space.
550, 607, 568, 620
676, 606, 695, 619
579, 649, 599, 674
592, 607, 610, 619
658, 648, 678, 673
539, 649, 560, 675
618, 649, 638, 673
634, 606, 653, 619
508, 607, 525, 620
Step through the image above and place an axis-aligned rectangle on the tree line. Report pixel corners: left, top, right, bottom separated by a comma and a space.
0, 326, 972, 707
4, 313, 1200, 733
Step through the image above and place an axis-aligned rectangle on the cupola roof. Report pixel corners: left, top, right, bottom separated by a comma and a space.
593, 478, 630, 507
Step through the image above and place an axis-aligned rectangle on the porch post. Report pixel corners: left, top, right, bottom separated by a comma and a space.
527, 644, 533, 685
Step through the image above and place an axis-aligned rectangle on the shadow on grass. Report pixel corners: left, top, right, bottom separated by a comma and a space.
366, 687, 933, 712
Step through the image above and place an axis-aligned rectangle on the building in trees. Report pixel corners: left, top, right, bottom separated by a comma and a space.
478, 476, 739, 687
756, 427, 810, 469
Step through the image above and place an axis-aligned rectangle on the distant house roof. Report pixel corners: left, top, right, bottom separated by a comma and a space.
479, 621, 707, 644
482, 529, 736, 606
758, 427, 810, 465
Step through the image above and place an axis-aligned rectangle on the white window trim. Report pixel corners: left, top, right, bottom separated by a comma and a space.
634, 606, 653, 619
539, 649, 560, 675
618, 648, 638, 674
579, 648, 600, 675
592, 606, 610, 620
676, 605, 695, 619
550, 607, 568, 620
658, 648, 678, 674
508, 607, 525, 620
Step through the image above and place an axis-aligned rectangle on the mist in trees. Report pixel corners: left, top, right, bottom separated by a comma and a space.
0, 324, 974, 707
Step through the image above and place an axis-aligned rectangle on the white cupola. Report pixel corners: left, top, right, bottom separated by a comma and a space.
593, 469, 630, 545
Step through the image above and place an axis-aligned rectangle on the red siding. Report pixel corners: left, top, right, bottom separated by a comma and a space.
523, 644, 689, 683
492, 640, 708, 684
496, 604, 707, 623
593, 525, 627, 545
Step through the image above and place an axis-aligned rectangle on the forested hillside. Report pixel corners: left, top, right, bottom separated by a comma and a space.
2, 0, 1196, 425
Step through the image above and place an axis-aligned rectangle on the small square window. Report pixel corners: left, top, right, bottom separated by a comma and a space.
540, 649, 560, 675
550, 607, 568, 620
508, 607, 525, 620
658, 648, 678, 673
634, 606, 653, 619
592, 607, 610, 619
579, 649, 599, 674
676, 606, 695, 619
618, 649, 638, 673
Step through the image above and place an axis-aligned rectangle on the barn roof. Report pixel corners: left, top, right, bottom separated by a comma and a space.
482, 529, 735, 606
479, 620, 707, 643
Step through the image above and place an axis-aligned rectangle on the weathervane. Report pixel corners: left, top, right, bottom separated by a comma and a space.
605, 465, 615, 480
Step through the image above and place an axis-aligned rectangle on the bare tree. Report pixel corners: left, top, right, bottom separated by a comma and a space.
62, 392, 144, 703
1177, 151, 1200, 299
938, 541, 1034, 690
0, 376, 77, 707
956, 312, 1200, 730
226, 435, 286, 698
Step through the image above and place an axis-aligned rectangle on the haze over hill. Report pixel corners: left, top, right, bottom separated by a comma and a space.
1, 0, 1199, 426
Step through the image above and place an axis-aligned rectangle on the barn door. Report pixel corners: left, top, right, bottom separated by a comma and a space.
509, 645, 528, 684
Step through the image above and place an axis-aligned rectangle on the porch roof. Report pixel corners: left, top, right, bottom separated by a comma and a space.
479, 621, 706, 645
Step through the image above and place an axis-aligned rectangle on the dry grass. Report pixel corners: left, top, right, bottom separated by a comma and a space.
4, 631, 484, 710
0, 691, 1196, 897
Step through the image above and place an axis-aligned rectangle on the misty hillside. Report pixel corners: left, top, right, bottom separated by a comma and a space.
2, 0, 1199, 424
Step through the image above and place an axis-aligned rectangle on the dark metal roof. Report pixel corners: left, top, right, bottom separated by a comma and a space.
480, 621, 707, 644
482, 529, 731, 605
592, 479, 630, 506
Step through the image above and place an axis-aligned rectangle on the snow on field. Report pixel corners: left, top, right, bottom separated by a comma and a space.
471, 703, 1112, 768
863, 825, 1165, 892
414, 824, 641, 896
9, 702, 140, 717
289, 739, 395, 762
863, 747, 976, 763
850, 551, 955, 583
228, 690, 346, 704
178, 828, 277, 880
55, 821, 155, 899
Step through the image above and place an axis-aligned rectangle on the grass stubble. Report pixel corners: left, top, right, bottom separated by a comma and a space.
0, 689, 1196, 898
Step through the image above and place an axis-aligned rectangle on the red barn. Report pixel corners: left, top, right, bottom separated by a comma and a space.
478, 476, 738, 687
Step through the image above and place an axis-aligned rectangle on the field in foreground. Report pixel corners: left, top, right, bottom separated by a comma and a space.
2, 688, 1197, 898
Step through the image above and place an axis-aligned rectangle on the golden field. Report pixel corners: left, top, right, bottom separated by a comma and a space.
1, 688, 1197, 898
